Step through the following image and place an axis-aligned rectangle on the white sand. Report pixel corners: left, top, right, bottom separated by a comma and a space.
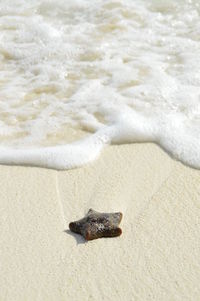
0, 143, 200, 301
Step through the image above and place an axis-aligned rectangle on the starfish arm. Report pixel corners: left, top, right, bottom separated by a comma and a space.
83, 225, 122, 240
69, 218, 86, 234
110, 212, 123, 226
102, 227, 122, 238
87, 208, 98, 216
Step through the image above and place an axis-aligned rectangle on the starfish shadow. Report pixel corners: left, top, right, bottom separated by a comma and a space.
64, 230, 87, 245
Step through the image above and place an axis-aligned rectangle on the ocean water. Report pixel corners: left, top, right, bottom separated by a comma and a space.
0, 0, 200, 169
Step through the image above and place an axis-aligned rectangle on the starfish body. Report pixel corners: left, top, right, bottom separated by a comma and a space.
69, 209, 123, 241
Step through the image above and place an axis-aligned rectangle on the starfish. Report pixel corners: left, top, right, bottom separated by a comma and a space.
69, 208, 123, 241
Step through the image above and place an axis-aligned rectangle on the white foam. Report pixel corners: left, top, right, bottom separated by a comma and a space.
0, 0, 200, 169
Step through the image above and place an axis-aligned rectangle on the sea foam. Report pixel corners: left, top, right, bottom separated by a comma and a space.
0, 0, 200, 169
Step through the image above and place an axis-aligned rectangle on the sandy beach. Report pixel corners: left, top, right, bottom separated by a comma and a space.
1, 143, 200, 301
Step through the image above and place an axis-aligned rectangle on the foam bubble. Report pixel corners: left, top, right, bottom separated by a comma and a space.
0, 0, 200, 169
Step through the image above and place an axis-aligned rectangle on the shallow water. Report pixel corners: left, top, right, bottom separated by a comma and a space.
0, 0, 200, 169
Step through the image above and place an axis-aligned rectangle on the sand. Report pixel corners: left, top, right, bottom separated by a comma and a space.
0, 143, 200, 301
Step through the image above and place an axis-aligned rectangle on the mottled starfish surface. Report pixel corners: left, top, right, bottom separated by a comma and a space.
69, 209, 123, 241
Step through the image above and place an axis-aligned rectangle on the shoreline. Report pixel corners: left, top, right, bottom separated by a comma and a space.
1, 142, 200, 300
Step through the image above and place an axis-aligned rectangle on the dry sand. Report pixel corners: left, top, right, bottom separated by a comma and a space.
0, 143, 200, 301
